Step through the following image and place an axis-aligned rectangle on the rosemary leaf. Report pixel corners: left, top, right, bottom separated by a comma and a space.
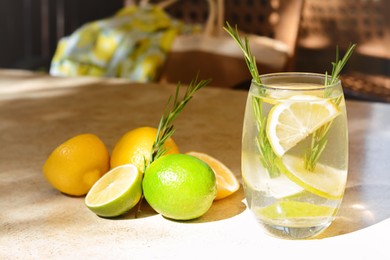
136, 76, 210, 217
304, 44, 356, 171
146, 76, 211, 171
223, 22, 261, 84
224, 22, 281, 177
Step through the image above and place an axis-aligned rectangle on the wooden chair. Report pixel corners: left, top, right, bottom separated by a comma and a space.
298, 0, 390, 102
151, 0, 304, 88
222, 0, 304, 72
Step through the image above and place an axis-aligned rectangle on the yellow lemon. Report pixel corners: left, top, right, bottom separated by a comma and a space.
266, 95, 340, 156
110, 126, 179, 173
278, 155, 347, 199
43, 134, 110, 196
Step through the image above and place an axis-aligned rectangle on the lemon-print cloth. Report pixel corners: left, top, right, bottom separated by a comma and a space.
50, 5, 199, 82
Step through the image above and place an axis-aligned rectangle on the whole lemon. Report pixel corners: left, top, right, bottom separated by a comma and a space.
142, 154, 217, 220
110, 126, 179, 172
43, 134, 110, 196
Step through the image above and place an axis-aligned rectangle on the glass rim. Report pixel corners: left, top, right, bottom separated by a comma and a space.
251, 72, 341, 91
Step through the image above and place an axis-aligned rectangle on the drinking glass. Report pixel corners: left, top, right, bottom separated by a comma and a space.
242, 72, 348, 239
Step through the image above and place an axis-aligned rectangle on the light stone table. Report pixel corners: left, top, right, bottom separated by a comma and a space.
1, 69, 390, 259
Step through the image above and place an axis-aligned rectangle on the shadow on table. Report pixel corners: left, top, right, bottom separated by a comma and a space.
121, 186, 247, 223
317, 184, 390, 239
317, 101, 390, 238
191, 186, 247, 223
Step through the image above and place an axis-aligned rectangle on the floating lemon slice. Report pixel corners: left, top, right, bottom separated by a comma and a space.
278, 155, 347, 199
257, 200, 336, 220
266, 95, 340, 156
85, 164, 142, 217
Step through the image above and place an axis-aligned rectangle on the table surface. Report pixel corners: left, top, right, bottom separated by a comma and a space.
1, 69, 390, 259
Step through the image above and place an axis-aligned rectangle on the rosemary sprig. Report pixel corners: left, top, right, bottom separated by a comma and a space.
224, 22, 281, 177
252, 97, 281, 177
135, 76, 210, 217
145, 76, 211, 172
328, 44, 356, 85
223, 22, 261, 84
304, 44, 356, 171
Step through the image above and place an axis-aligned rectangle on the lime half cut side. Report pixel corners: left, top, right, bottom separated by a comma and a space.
279, 155, 347, 199
85, 164, 142, 217
266, 95, 340, 157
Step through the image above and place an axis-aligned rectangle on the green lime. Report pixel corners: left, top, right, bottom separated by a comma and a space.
258, 200, 336, 220
142, 154, 217, 220
85, 164, 142, 217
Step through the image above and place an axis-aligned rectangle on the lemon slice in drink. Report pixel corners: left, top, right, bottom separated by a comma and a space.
85, 164, 142, 217
257, 200, 336, 220
278, 155, 347, 199
266, 95, 340, 156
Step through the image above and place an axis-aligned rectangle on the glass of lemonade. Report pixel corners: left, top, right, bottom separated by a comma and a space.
242, 72, 348, 239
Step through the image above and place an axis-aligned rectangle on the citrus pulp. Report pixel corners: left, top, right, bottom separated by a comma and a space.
278, 155, 347, 199
186, 151, 239, 200
266, 95, 340, 156
85, 164, 142, 217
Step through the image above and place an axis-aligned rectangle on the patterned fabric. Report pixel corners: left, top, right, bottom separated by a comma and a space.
50, 5, 200, 82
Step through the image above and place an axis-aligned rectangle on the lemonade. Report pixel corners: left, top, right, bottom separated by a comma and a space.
241, 73, 348, 239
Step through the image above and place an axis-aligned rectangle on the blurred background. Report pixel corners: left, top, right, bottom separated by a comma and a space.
0, 0, 389, 101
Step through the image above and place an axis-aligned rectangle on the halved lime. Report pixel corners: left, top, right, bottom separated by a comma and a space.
278, 155, 347, 199
85, 164, 142, 217
266, 95, 340, 156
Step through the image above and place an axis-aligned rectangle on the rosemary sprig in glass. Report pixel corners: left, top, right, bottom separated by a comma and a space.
304, 44, 356, 171
223, 23, 261, 84
224, 22, 281, 177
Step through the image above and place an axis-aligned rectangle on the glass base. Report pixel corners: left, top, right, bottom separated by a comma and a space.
258, 220, 331, 240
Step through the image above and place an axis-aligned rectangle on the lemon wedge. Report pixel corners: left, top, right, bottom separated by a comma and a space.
278, 155, 347, 199
186, 151, 240, 200
266, 95, 340, 156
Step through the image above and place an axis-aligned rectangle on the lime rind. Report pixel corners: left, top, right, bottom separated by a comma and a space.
85, 164, 143, 217
186, 151, 240, 200
142, 154, 217, 220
